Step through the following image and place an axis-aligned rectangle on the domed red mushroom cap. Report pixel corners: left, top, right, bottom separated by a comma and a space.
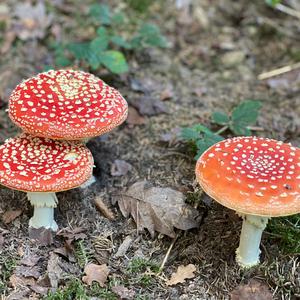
9, 69, 128, 140
196, 137, 300, 217
0, 133, 93, 192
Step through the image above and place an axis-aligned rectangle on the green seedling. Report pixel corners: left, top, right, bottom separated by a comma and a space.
52, 4, 167, 74
0, 255, 17, 295
127, 258, 159, 287
74, 240, 92, 268
181, 100, 262, 159
267, 214, 300, 254
45, 278, 118, 300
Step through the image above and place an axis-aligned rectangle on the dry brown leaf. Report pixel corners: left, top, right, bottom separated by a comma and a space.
82, 263, 109, 286
2, 209, 22, 224
126, 106, 146, 125
113, 181, 200, 238
111, 159, 133, 176
230, 279, 273, 300
112, 285, 135, 299
13, 1, 52, 40
47, 253, 63, 288
9, 274, 36, 288
166, 264, 196, 286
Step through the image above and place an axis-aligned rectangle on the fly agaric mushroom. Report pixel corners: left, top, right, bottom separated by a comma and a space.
8, 69, 128, 140
196, 136, 300, 268
0, 133, 93, 231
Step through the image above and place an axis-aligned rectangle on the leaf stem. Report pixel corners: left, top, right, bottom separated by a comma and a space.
215, 125, 228, 135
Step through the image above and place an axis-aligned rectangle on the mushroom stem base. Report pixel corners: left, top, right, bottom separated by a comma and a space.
27, 192, 58, 231
236, 214, 269, 268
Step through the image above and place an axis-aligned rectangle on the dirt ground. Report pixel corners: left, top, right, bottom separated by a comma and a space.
0, 0, 299, 299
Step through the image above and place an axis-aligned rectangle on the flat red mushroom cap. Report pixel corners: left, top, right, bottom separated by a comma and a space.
0, 133, 94, 192
9, 69, 128, 140
196, 137, 300, 217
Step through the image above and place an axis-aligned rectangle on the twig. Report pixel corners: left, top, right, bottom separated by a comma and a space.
258, 62, 300, 80
246, 125, 265, 131
275, 3, 300, 20
215, 125, 228, 135
94, 196, 115, 220
157, 234, 178, 275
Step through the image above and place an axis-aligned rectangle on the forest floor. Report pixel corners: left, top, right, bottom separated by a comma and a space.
0, 0, 299, 299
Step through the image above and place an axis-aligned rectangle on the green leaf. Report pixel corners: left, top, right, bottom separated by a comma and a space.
111, 12, 126, 25
131, 23, 167, 49
89, 4, 111, 25
181, 128, 200, 141
265, 0, 281, 7
212, 112, 230, 125
195, 132, 224, 159
99, 50, 129, 74
91, 28, 109, 52
87, 52, 100, 70
55, 55, 71, 67
230, 100, 262, 135
181, 124, 214, 141
67, 42, 90, 60
111, 36, 132, 49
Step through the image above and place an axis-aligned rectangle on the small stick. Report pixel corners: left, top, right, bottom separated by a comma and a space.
275, 3, 300, 20
158, 234, 178, 275
94, 196, 115, 220
258, 62, 300, 80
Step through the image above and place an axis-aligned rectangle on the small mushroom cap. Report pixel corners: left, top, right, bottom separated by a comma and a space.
196, 137, 300, 217
0, 133, 94, 192
9, 69, 128, 140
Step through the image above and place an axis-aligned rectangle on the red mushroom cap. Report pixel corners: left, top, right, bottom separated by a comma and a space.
0, 133, 93, 192
196, 137, 300, 217
9, 69, 128, 140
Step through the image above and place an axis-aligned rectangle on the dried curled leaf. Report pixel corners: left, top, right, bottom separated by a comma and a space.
82, 263, 109, 286
113, 181, 200, 237
230, 279, 273, 300
166, 264, 196, 286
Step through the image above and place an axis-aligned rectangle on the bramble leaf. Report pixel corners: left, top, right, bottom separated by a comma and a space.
89, 4, 111, 25
230, 100, 262, 135
99, 50, 129, 73
195, 132, 223, 159
212, 112, 230, 125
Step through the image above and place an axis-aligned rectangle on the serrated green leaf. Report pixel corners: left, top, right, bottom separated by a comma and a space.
55, 55, 71, 67
229, 124, 251, 136
91, 28, 109, 52
110, 36, 132, 49
181, 128, 200, 141
67, 42, 90, 60
230, 100, 262, 135
89, 4, 111, 25
212, 112, 230, 125
131, 23, 167, 49
99, 50, 129, 74
111, 12, 126, 25
195, 132, 224, 158
265, 0, 281, 7
87, 52, 100, 70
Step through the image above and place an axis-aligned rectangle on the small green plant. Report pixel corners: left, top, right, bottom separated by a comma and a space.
267, 215, 300, 254
265, 0, 281, 7
0, 255, 17, 295
127, 258, 159, 287
45, 278, 117, 300
74, 240, 92, 268
52, 4, 167, 74
181, 100, 262, 159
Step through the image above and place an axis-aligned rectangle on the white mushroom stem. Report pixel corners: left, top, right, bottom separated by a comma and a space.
236, 214, 269, 268
27, 192, 58, 231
